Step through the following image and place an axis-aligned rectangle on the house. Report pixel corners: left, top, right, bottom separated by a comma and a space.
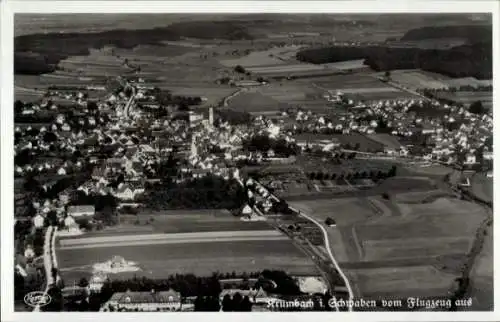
33, 213, 45, 229
24, 246, 35, 260
101, 290, 182, 312
295, 134, 341, 150
114, 182, 145, 201
67, 205, 95, 218
483, 151, 493, 160
219, 287, 271, 305
464, 153, 477, 165
241, 204, 253, 216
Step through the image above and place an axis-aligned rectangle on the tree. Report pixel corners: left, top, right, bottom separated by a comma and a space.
469, 100, 487, 115
222, 294, 233, 311
45, 210, 58, 226
234, 65, 246, 74
14, 100, 24, 114
43, 131, 58, 143
388, 165, 397, 177
78, 277, 89, 288
241, 296, 252, 311
232, 292, 243, 311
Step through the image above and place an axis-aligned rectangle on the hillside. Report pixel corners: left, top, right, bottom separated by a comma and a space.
14, 20, 254, 75
296, 41, 492, 79
400, 25, 492, 43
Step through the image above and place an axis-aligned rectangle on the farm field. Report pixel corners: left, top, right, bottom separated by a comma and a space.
58, 230, 287, 249
365, 134, 403, 150
258, 83, 324, 105
443, 77, 492, 88
310, 73, 420, 101
95, 211, 274, 235
468, 173, 493, 204
226, 90, 289, 113
322, 59, 368, 71
468, 223, 493, 311
57, 239, 320, 284
114, 44, 196, 58
218, 45, 305, 68
382, 69, 452, 90
435, 91, 493, 109
352, 265, 458, 300
15, 87, 44, 102
288, 193, 488, 299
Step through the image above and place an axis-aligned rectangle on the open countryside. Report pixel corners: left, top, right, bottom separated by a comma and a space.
12, 12, 493, 314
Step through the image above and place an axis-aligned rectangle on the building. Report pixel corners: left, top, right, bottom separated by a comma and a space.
33, 213, 45, 229
209, 107, 214, 126
101, 290, 182, 312
295, 134, 341, 150
219, 287, 271, 305
67, 205, 95, 218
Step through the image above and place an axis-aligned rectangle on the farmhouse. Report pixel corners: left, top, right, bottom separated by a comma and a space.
67, 205, 95, 218
101, 289, 182, 312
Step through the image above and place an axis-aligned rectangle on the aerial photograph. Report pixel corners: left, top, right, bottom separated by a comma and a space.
12, 13, 493, 312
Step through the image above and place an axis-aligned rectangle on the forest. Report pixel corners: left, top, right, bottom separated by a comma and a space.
15, 20, 254, 75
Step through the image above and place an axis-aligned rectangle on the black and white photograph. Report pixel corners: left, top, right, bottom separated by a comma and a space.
1, 1, 498, 320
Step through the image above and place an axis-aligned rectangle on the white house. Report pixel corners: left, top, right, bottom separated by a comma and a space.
241, 204, 253, 216
24, 246, 35, 260
102, 290, 182, 312
33, 214, 45, 229
483, 151, 493, 160
464, 153, 477, 165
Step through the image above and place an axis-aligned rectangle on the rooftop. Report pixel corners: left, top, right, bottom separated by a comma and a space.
108, 290, 181, 304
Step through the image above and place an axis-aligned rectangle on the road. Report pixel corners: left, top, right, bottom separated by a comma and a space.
33, 227, 57, 312
290, 207, 354, 312
250, 180, 354, 312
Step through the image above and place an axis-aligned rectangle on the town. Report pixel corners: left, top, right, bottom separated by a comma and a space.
12, 13, 493, 313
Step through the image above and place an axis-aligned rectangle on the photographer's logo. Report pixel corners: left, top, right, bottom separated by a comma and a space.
24, 291, 51, 308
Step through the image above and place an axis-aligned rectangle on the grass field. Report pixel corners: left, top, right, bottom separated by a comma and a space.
226, 90, 288, 113
57, 239, 319, 283
56, 209, 319, 283
383, 69, 451, 90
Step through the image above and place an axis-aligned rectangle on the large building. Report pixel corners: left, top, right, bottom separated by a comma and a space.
101, 289, 182, 312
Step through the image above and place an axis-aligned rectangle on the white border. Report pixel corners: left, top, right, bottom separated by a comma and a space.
1, 1, 499, 322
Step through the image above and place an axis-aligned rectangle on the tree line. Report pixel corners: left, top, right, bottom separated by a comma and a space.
307, 165, 397, 181
66, 269, 302, 312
